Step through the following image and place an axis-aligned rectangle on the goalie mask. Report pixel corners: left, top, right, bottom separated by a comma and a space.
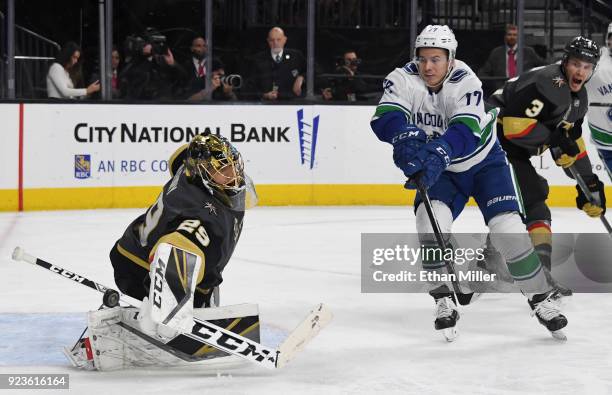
186, 134, 250, 209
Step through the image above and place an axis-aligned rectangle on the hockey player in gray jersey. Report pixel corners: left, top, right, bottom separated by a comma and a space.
489, 36, 605, 297
370, 25, 567, 340
109, 133, 256, 339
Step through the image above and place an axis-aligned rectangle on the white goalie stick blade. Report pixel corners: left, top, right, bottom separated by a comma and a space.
276, 303, 333, 368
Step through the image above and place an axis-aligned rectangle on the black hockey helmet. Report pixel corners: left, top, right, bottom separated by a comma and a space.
562, 36, 600, 65
186, 133, 245, 197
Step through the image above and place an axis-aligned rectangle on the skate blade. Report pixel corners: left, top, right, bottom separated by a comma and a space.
550, 329, 567, 341
441, 327, 458, 342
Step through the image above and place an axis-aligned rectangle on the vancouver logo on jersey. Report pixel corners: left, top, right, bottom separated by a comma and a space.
74, 154, 91, 179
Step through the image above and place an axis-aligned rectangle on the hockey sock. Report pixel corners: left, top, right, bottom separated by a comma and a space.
527, 221, 552, 271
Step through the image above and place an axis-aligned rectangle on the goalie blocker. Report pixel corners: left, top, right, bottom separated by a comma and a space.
139, 242, 202, 339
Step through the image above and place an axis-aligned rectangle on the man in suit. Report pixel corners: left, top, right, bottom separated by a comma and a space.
180, 35, 222, 100
250, 26, 305, 101
479, 24, 546, 90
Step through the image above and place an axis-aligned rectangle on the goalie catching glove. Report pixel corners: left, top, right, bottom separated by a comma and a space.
576, 174, 606, 217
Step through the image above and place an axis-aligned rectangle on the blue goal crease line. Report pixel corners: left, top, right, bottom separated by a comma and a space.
0, 313, 86, 366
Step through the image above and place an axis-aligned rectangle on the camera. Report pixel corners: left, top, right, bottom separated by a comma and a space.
124, 28, 168, 59
124, 35, 146, 59
219, 74, 242, 89
334, 56, 362, 68
144, 28, 168, 56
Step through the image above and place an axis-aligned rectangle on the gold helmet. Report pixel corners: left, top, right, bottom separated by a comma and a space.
185, 134, 245, 196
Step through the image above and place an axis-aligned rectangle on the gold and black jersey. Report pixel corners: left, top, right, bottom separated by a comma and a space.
488, 63, 588, 158
116, 146, 244, 295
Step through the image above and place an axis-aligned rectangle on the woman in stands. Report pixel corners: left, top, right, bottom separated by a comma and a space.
46, 41, 100, 99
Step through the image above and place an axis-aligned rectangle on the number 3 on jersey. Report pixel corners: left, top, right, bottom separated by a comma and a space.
525, 99, 544, 117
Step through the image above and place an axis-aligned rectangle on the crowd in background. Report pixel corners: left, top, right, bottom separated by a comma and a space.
46, 23, 545, 103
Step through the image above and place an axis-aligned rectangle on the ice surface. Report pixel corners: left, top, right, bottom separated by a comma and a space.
0, 207, 611, 394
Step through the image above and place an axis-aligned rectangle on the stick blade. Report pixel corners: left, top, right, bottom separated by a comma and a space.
276, 303, 332, 368
12, 246, 24, 261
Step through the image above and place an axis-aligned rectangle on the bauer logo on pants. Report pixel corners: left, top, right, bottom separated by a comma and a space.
74, 154, 91, 179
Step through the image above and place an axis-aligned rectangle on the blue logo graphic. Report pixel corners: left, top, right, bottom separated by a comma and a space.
607, 108, 612, 122
297, 109, 320, 169
74, 154, 91, 179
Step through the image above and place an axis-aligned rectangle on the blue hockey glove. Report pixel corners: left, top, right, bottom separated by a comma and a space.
403, 139, 452, 189
391, 126, 427, 174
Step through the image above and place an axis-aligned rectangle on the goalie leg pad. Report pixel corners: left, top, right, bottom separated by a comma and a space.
140, 242, 202, 339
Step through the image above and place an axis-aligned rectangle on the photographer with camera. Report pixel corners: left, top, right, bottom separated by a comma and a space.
189, 66, 240, 101
120, 29, 183, 100
321, 50, 377, 102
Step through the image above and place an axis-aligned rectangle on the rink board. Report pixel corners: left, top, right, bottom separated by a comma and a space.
0, 103, 609, 210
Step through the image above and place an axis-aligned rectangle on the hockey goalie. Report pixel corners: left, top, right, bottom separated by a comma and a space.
66, 133, 262, 370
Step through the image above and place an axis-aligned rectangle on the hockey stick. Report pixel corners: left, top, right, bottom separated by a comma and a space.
588, 103, 612, 107
407, 176, 463, 296
11, 246, 332, 369
550, 148, 612, 237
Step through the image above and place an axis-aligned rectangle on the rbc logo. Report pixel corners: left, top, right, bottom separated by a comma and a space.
74, 155, 91, 179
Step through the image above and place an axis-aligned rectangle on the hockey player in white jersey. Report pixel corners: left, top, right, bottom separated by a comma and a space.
586, 22, 612, 180
370, 25, 567, 340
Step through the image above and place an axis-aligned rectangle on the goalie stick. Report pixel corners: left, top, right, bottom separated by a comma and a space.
11, 246, 332, 369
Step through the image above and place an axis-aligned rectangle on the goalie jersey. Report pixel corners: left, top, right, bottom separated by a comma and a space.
373, 59, 498, 172
489, 63, 589, 158
112, 144, 244, 306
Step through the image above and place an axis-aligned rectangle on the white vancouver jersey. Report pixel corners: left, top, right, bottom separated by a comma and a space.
373, 59, 497, 172
586, 47, 612, 150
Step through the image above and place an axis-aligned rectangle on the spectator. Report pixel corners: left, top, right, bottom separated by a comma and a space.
188, 66, 238, 101
111, 47, 122, 98
180, 35, 223, 100
120, 40, 183, 100
321, 50, 378, 101
479, 24, 546, 90
249, 26, 305, 101
46, 41, 100, 99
